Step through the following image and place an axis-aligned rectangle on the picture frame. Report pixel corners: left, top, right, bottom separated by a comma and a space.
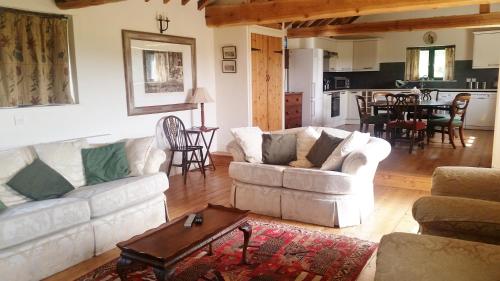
122, 30, 197, 116
222, 60, 237, 73
222, 46, 237, 59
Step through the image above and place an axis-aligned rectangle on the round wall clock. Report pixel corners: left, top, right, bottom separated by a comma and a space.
423, 31, 437, 45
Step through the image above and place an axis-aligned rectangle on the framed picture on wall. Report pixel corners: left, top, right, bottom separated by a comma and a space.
122, 30, 197, 116
222, 60, 237, 73
222, 46, 237, 59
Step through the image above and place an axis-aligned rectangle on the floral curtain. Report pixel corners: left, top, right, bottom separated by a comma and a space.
444, 46, 455, 81
404, 48, 420, 81
0, 9, 73, 107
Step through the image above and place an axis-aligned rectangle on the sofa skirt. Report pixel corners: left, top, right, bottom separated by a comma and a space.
0, 223, 94, 281
232, 180, 374, 228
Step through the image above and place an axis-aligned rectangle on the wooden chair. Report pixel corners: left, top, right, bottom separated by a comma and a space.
387, 94, 427, 153
160, 115, 205, 184
355, 95, 386, 137
427, 93, 471, 149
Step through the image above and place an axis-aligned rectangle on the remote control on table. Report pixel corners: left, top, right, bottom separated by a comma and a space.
194, 213, 203, 225
184, 214, 196, 228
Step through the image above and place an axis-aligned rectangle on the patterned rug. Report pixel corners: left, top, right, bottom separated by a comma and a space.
76, 221, 377, 281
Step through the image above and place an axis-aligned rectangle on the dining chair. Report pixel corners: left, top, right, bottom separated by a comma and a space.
160, 115, 206, 184
355, 95, 386, 137
427, 93, 471, 149
387, 94, 427, 153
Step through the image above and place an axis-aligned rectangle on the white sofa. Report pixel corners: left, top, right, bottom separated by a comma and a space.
227, 127, 391, 228
0, 140, 168, 281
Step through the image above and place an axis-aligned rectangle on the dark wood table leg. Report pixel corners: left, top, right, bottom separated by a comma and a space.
238, 223, 252, 265
153, 267, 175, 281
116, 256, 133, 281
208, 242, 213, 256
201, 130, 217, 170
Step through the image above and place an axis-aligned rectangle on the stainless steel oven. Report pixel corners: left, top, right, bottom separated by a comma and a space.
334, 77, 350, 89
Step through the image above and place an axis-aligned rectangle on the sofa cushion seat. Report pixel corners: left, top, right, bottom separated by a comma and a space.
0, 198, 90, 250
229, 162, 286, 187
64, 173, 168, 218
283, 168, 358, 195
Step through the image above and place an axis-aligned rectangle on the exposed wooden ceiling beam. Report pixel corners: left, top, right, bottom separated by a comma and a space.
284, 22, 294, 29
181, 0, 190, 5
205, 0, 500, 27
287, 11, 500, 38
55, 0, 125, 9
480, 3, 491, 13
198, 0, 209, 10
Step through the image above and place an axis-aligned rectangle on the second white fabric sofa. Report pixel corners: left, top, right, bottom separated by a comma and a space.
227, 127, 391, 228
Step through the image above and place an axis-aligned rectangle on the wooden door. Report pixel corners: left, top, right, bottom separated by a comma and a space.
251, 33, 269, 130
266, 35, 283, 131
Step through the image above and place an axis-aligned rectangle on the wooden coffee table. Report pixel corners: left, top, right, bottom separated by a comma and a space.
116, 204, 251, 281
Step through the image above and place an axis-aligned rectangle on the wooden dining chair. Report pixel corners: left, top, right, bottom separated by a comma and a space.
387, 94, 427, 153
355, 95, 386, 137
160, 115, 206, 184
427, 93, 471, 149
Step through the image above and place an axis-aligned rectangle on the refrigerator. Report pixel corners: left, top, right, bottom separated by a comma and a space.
288, 48, 324, 126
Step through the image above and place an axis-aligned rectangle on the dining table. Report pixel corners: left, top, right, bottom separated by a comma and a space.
369, 99, 453, 115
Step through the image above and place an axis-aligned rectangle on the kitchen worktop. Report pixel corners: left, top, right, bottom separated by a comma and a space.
344, 88, 498, 92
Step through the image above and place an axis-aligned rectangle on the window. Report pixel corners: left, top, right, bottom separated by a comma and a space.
0, 8, 77, 108
405, 46, 455, 81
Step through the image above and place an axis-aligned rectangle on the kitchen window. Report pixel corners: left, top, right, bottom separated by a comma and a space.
405, 46, 455, 81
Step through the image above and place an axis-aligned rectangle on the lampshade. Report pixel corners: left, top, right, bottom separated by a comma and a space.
190, 88, 214, 104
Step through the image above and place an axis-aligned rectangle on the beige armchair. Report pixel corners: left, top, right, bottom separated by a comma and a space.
375, 167, 500, 281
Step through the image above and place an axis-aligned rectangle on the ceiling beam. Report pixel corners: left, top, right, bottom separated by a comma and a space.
287, 11, 500, 38
55, 0, 124, 9
205, 0, 500, 27
181, 0, 190, 5
198, 0, 209, 10
480, 3, 491, 13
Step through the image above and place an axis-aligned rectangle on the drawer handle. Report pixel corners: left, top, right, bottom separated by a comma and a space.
296, 98, 299, 102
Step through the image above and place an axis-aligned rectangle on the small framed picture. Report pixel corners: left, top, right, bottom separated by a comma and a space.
222, 60, 237, 73
222, 46, 237, 59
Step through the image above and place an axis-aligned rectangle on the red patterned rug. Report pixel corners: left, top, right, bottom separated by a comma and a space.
76, 220, 376, 281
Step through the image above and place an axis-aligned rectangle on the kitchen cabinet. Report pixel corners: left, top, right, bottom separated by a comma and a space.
329, 40, 379, 72
346, 90, 364, 124
473, 31, 500, 69
322, 91, 348, 127
353, 40, 380, 71
465, 92, 497, 130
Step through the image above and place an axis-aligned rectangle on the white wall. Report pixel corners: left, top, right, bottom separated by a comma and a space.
214, 25, 284, 151
0, 0, 216, 150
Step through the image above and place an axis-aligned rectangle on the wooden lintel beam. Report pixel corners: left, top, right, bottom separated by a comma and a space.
288, 12, 500, 38
205, 0, 500, 27
198, 0, 209, 10
55, 0, 125, 9
480, 3, 491, 13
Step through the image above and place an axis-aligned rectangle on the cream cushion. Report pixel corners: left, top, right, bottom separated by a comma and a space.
289, 127, 320, 168
229, 162, 286, 187
64, 173, 168, 218
321, 131, 370, 171
0, 148, 35, 207
34, 140, 88, 188
0, 198, 90, 249
283, 168, 358, 195
125, 137, 155, 176
230, 127, 263, 163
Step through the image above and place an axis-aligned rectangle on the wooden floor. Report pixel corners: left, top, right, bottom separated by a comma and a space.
44, 127, 493, 281
338, 125, 493, 191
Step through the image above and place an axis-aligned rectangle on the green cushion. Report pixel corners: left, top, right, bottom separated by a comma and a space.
0, 200, 6, 212
7, 159, 74, 200
306, 131, 344, 167
82, 142, 130, 185
262, 134, 297, 165
429, 116, 463, 126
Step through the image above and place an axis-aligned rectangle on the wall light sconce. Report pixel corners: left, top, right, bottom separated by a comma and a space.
156, 13, 170, 34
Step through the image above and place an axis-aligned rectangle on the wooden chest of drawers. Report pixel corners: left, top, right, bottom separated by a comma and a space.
285, 92, 303, 129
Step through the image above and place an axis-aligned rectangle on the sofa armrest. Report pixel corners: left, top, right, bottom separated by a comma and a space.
375, 232, 500, 281
432, 167, 500, 202
143, 148, 167, 174
341, 137, 391, 177
412, 196, 500, 245
227, 140, 245, 162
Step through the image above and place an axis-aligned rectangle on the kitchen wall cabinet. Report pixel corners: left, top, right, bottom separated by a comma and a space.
330, 40, 379, 72
473, 31, 500, 69
251, 33, 283, 131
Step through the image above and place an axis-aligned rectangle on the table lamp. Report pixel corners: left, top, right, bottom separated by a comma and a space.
190, 88, 214, 130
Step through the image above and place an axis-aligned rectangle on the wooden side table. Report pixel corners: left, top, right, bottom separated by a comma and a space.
185, 126, 219, 170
